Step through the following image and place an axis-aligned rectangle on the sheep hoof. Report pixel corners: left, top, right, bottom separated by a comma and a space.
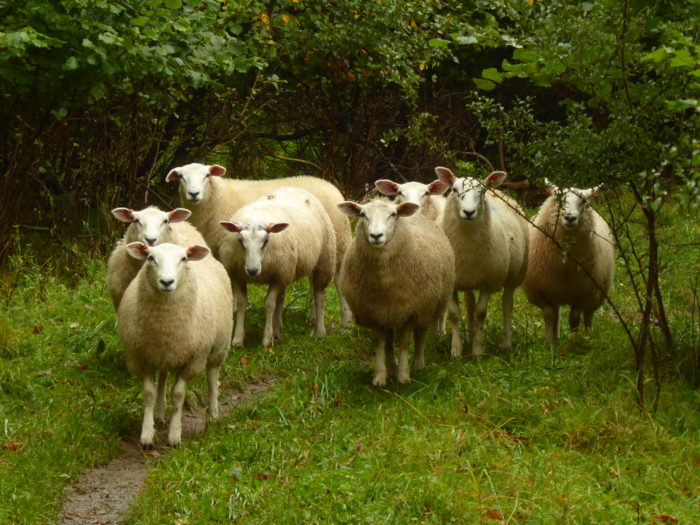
232, 338, 244, 347
372, 374, 387, 387
398, 373, 411, 384
141, 443, 154, 451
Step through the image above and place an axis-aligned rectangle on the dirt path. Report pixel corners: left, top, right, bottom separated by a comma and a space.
59, 379, 273, 524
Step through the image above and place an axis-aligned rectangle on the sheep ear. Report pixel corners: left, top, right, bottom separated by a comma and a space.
543, 177, 559, 193
397, 202, 419, 217
589, 183, 603, 198
338, 201, 363, 217
220, 221, 243, 233
427, 180, 450, 195
187, 245, 210, 261
112, 208, 135, 223
375, 179, 400, 196
125, 242, 150, 260
169, 208, 191, 223
434, 166, 456, 185
267, 223, 289, 233
209, 165, 226, 176
485, 171, 507, 188
165, 169, 181, 183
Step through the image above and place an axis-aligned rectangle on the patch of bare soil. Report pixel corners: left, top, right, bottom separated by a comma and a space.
59, 379, 273, 525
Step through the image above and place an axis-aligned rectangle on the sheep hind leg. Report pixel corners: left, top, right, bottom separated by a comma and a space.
543, 305, 560, 343
154, 370, 168, 424
372, 330, 389, 387
448, 293, 463, 358
411, 327, 427, 374
569, 307, 583, 333
397, 327, 412, 384
465, 290, 476, 344
273, 287, 286, 338
335, 271, 353, 327
385, 328, 398, 378
500, 288, 515, 350
140, 373, 157, 450
311, 276, 327, 337
167, 376, 187, 448
232, 284, 248, 347
583, 310, 595, 332
262, 284, 281, 347
472, 290, 491, 356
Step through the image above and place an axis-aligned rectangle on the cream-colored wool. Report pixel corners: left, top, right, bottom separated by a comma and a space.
118, 243, 233, 448
374, 179, 449, 222
166, 163, 352, 325
338, 199, 455, 386
106, 206, 206, 310
219, 187, 336, 347
523, 187, 615, 342
436, 167, 529, 357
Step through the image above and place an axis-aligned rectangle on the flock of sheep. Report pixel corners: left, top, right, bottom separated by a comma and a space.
106, 163, 615, 448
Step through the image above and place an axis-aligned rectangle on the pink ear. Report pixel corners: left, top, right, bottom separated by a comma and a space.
545, 186, 555, 194
220, 221, 243, 233
125, 242, 150, 260
397, 202, 419, 217
375, 179, 400, 196
427, 180, 450, 195
337, 201, 363, 217
112, 208, 135, 223
434, 167, 455, 185
165, 169, 180, 183
187, 245, 210, 261
485, 171, 507, 188
209, 165, 226, 176
267, 223, 289, 233
169, 208, 191, 223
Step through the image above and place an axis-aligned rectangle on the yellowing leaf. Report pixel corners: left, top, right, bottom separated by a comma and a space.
260, 13, 270, 26
281, 14, 290, 25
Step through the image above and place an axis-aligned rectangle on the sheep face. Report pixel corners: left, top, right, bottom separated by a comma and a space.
165, 163, 227, 204
544, 179, 600, 230
112, 206, 191, 246
125, 242, 209, 293
338, 199, 419, 248
219, 222, 289, 277
435, 167, 507, 222
375, 180, 449, 211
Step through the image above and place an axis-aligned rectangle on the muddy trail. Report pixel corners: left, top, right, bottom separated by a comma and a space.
59, 380, 273, 524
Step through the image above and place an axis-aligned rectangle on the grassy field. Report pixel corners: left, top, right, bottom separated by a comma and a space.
0, 199, 698, 524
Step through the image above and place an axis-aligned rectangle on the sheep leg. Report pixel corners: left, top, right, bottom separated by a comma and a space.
206, 366, 220, 421
312, 282, 326, 338
232, 284, 248, 347
308, 281, 317, 325
167, 376, 187, 447
154, 370, 168, 424
273, 287, 286, 338
465, 290, 476, 343
569, 307, 582, 333
411, 327, 427, 373
543, 305, 560, 343
397, 327, 412, 384
448, 293, 463, 358
583, 310, 594, 332
385, 328, 398, 378
372, 330, 389, 387
336, 271, 353, 327
500, 288, 514, 350
140, 373, 157, 449
472, 290, 491, 356
263, 284, 280, 347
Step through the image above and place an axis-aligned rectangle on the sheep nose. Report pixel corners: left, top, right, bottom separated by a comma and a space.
246, 268, 260, 277
564, 215, 576, 223
188, 191, 200, 200
145, 237, 156, 246
159, 279, 174, 289
369, 233, 383, 243
462, 209, 475, 219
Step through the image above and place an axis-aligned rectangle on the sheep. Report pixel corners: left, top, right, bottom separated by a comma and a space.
374, 178, 450, 221
522, 179, 615, 342
118, 242, 233, 449
435, 166, 529, 357
218, 187, 336, 348
337, 198, 455, 386
106, 206, 206, 310
165, 162, 352, 325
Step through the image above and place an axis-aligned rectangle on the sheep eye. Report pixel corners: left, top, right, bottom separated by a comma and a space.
262, 238, 269, 248
146, 255, 154, 262
359, 212, 366, 218
133, 219, 140, 224
238, 238, 244, 246
163, 219, 169, 225
390, 212, 397, 218
181, 257, 187, 263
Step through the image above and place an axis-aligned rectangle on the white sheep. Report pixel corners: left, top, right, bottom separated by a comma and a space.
106, 206, 206, 310
374, 178, 450, 221
118, 242, 233, 449
522, 180, 615, 342
337, 198, 455, 386
218, 187, 336, 348
435, 166, 529, 357
165, 163, 352, 325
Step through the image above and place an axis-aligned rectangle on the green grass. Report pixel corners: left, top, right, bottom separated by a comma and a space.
0, 199, 698, 524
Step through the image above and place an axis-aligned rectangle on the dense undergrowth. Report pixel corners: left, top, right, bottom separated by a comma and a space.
0, 198, 698, 524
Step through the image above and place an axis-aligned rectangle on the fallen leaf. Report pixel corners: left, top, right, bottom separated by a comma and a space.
32, 326, 42, 334
266, 347, 275, 354
657, 515, 678, 524
482, 508, 503, 521
78, 364, 90, 370
241, 357, 249, 366
2, 442, 22, 451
